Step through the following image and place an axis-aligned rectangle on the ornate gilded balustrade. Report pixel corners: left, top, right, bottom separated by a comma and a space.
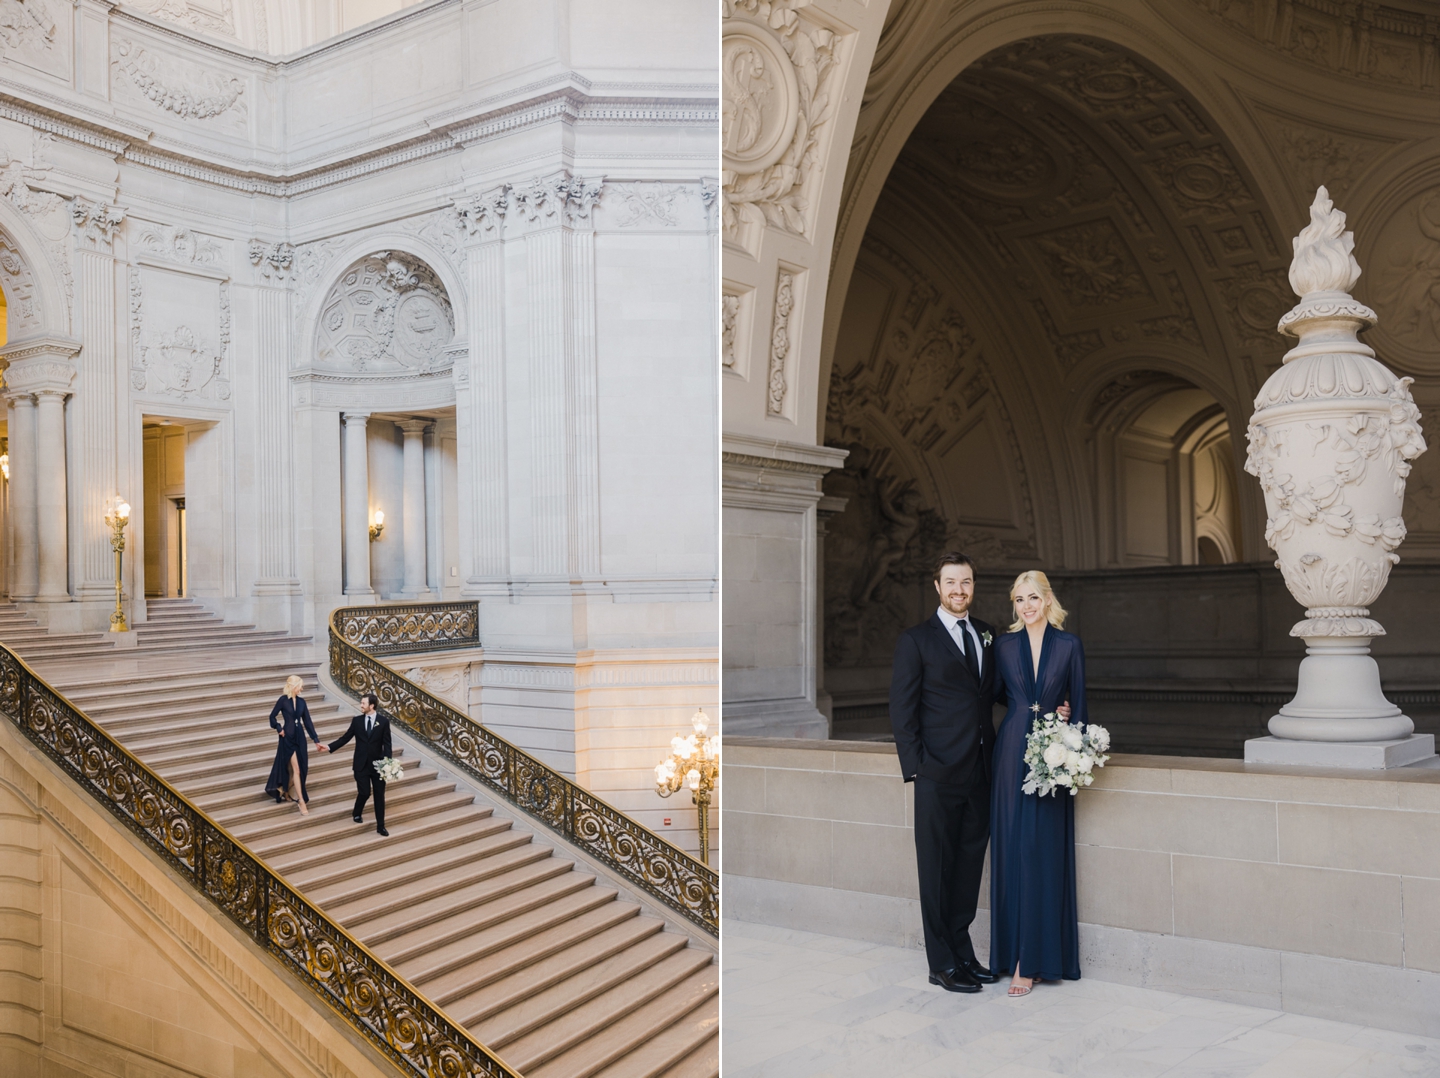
333, 601, 480, 657
329, 603, 720, 935
0, 645, 519, 1078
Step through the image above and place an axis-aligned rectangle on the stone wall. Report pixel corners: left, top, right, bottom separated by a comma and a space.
725, 737, 1440, 1039
0, 713, 393, 1078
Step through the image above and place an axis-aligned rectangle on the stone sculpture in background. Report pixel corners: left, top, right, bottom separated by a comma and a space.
1245, 186, 1430, 767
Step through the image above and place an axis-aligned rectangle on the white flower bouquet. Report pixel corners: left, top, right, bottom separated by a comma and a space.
373, 757, 403, 783
1022, 713, 1110, 797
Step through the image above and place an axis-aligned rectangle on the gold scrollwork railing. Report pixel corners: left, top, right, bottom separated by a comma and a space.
0, 644, 520, 1078
329, 604, 719, 935
333, 601, 480, 658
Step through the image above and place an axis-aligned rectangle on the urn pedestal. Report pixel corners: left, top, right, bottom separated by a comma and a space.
1241, 189, 1430, 769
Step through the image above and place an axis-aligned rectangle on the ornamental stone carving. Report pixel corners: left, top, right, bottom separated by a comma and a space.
72, 198, 126, 250
722, 0, 840, 239
316, 252, 454, 374
114, 41, 246, 123
138, 223, 225, 267
249, 240, 295, 280
766, 269, 794, 416
1244, 187, 1427, 745
455, 185, 508, 238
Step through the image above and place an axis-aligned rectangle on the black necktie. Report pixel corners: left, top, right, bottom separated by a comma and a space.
958, 621, 980, 681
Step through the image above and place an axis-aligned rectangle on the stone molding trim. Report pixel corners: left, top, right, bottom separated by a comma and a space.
722, 432, 850, 476
289, 365, 457, 411
0, 89, 716, 200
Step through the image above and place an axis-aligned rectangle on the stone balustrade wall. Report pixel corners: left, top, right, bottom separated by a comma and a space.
725, 737, 1440, 1038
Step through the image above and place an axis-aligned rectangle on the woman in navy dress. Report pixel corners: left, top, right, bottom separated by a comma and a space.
263, 675, 321, 815
989, 570, 1087, 996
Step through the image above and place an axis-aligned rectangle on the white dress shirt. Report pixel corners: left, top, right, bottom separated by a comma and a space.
937, 606, 983, 676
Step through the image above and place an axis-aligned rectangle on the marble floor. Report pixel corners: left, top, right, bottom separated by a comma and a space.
723, 919, 1440, 1078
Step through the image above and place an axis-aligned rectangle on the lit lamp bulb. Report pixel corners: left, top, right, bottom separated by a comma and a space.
369, 509, 385, 542
687, 768, 701, 791
0, 452, 8, 482
116, 499, 131, 520
692, 708, 709, 734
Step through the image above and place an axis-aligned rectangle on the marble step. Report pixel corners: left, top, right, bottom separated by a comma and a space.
37, 637, 716, 1078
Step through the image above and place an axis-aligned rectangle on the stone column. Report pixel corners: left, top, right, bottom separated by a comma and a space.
397, 418, 432, 599
2, 340, 79, 606
6, 395, 37, 601
33, 390, 69, 602
341, 412, 374, 599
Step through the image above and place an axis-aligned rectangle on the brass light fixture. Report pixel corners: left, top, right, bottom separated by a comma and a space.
0, 436, 9, 482
103, 496, 131, 631
369, 509, 385, 542
655, 707, 719, 865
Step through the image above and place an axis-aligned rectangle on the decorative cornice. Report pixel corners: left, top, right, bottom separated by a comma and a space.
0, 89, 715, 200
722, 451, 834, 476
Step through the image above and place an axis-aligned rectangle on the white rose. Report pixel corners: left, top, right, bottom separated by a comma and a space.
1077, 755, 1094, 774
1066, 750, 1083, 772
1043, 742, 1068, 768
1056, 772, 1073, 786
1062, 725, 1083, 751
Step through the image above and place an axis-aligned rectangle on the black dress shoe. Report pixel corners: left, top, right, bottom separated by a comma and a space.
353, 814, 363, 823
928, 968, 982, 993
959, 959, 998, 984
376, 826, 389, 836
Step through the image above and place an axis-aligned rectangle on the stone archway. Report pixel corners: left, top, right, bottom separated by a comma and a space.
304, 250, 461, 605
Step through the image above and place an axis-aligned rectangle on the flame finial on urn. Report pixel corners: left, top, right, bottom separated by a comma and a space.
1288, 186, 1362, 297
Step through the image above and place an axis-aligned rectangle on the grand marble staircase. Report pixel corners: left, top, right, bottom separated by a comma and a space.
14, 600, 718, 1078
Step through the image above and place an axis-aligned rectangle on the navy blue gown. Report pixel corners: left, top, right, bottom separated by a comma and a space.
989, 624, 1087, 981
263, 694, 320, 802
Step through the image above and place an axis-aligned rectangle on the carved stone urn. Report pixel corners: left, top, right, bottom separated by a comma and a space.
1245, 187, 1427, 749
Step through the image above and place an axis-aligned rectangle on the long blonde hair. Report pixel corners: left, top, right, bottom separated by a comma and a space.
284, 675, 304, 699
1008, 570, 1067, 632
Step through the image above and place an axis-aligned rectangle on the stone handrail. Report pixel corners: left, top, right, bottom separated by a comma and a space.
329, 602, 719, 935
0, 644, 520, 1078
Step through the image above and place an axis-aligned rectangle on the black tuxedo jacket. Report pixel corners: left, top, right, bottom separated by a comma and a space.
889, 612, 1005, 786
328, 711, 394, 776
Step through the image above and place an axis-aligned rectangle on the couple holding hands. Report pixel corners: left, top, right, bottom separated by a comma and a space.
263, 675, 395, 837
890, 553, 1088, 998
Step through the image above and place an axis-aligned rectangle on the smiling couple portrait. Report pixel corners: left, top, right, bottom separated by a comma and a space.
721, 0, 1440, 1074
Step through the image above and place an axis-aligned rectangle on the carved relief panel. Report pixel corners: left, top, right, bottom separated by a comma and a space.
0, 0, 71, 81
128, 221, 232, 402
315, 253, 454, 374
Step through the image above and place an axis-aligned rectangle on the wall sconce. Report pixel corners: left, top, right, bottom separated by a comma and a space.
369, 509, 384, 542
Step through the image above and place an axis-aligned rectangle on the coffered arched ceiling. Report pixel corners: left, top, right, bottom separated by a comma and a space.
832, 33, 1297, 565
824, 0, 1440, 417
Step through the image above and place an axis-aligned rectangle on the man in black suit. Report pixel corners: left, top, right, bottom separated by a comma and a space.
890, 552, 1003, 994
318, 692, 393, 836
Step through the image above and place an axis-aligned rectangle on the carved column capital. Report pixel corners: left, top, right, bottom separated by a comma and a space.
455, 184, 509, 241
249, 240, 296, 280
71, 197, 127, 251
2, 336, 80, 397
